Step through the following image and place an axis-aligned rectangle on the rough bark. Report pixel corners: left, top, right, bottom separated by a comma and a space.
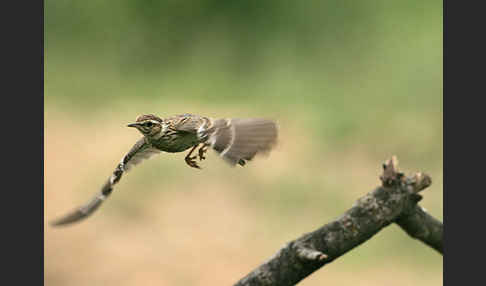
396, 204, 443, 253
234, 156, 442, 286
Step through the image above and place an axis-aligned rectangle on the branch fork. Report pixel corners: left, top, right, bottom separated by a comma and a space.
234, 156, 442, 286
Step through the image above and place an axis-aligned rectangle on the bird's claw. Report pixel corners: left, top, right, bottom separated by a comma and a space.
185, 156, 201, 169
198, 145, 208, 161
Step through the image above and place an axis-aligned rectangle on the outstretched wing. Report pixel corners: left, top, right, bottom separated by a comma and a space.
50, 138, 160, 226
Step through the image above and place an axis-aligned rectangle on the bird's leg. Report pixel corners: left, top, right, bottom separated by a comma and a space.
185, 145, 201, 169
198, 143, 209, 161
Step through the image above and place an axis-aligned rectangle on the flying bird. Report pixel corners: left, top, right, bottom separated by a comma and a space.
51, 113, 278, 226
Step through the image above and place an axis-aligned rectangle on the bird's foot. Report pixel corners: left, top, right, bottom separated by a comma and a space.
198, 144, 209, 161
185, 155, 201, 169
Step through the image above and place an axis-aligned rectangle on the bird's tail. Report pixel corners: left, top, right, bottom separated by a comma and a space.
204, 118, 278, 166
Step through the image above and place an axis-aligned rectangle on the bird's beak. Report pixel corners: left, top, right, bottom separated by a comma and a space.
127, 123, 140, 128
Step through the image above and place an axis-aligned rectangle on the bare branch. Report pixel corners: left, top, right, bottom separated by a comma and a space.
234, 156, 442, 286
396, 205, 443, 253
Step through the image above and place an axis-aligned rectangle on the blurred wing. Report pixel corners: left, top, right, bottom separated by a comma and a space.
205, 118, 278, 166
50, 138, 160, 226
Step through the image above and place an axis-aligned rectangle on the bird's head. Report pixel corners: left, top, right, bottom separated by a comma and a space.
127, 114, 164, 138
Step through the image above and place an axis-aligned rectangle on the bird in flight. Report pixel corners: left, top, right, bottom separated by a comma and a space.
51, 113, 278, 226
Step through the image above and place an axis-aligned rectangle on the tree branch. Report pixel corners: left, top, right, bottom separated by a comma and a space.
396, 205, 443, 253
234, 156, 442, 286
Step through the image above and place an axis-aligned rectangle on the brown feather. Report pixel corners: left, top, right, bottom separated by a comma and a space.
206, 118, 278, 166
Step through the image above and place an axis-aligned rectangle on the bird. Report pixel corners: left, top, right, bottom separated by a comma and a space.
51, 113, 278, 226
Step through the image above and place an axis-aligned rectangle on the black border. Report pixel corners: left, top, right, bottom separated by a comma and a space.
2, 0, 44, 284
444, 0, 486, 285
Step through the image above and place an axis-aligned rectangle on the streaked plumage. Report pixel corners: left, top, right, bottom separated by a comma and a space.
51, 113, 278, 226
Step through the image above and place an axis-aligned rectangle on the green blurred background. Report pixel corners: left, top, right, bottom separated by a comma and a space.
45, 1, 442, 285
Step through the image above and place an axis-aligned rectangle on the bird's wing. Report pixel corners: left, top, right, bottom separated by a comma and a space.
50, 138, 160, 226
205, 118, 278, 166
170, 114, 210, 134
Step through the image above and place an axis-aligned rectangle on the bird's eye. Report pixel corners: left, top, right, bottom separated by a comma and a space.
145, 122, 153, 127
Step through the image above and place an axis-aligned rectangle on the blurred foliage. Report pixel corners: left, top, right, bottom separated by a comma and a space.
45, 0, 442, 154
45, 1, 442, 285
45, 0, 441, 103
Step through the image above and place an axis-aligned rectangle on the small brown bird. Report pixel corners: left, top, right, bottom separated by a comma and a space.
51, 113, 278, 226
